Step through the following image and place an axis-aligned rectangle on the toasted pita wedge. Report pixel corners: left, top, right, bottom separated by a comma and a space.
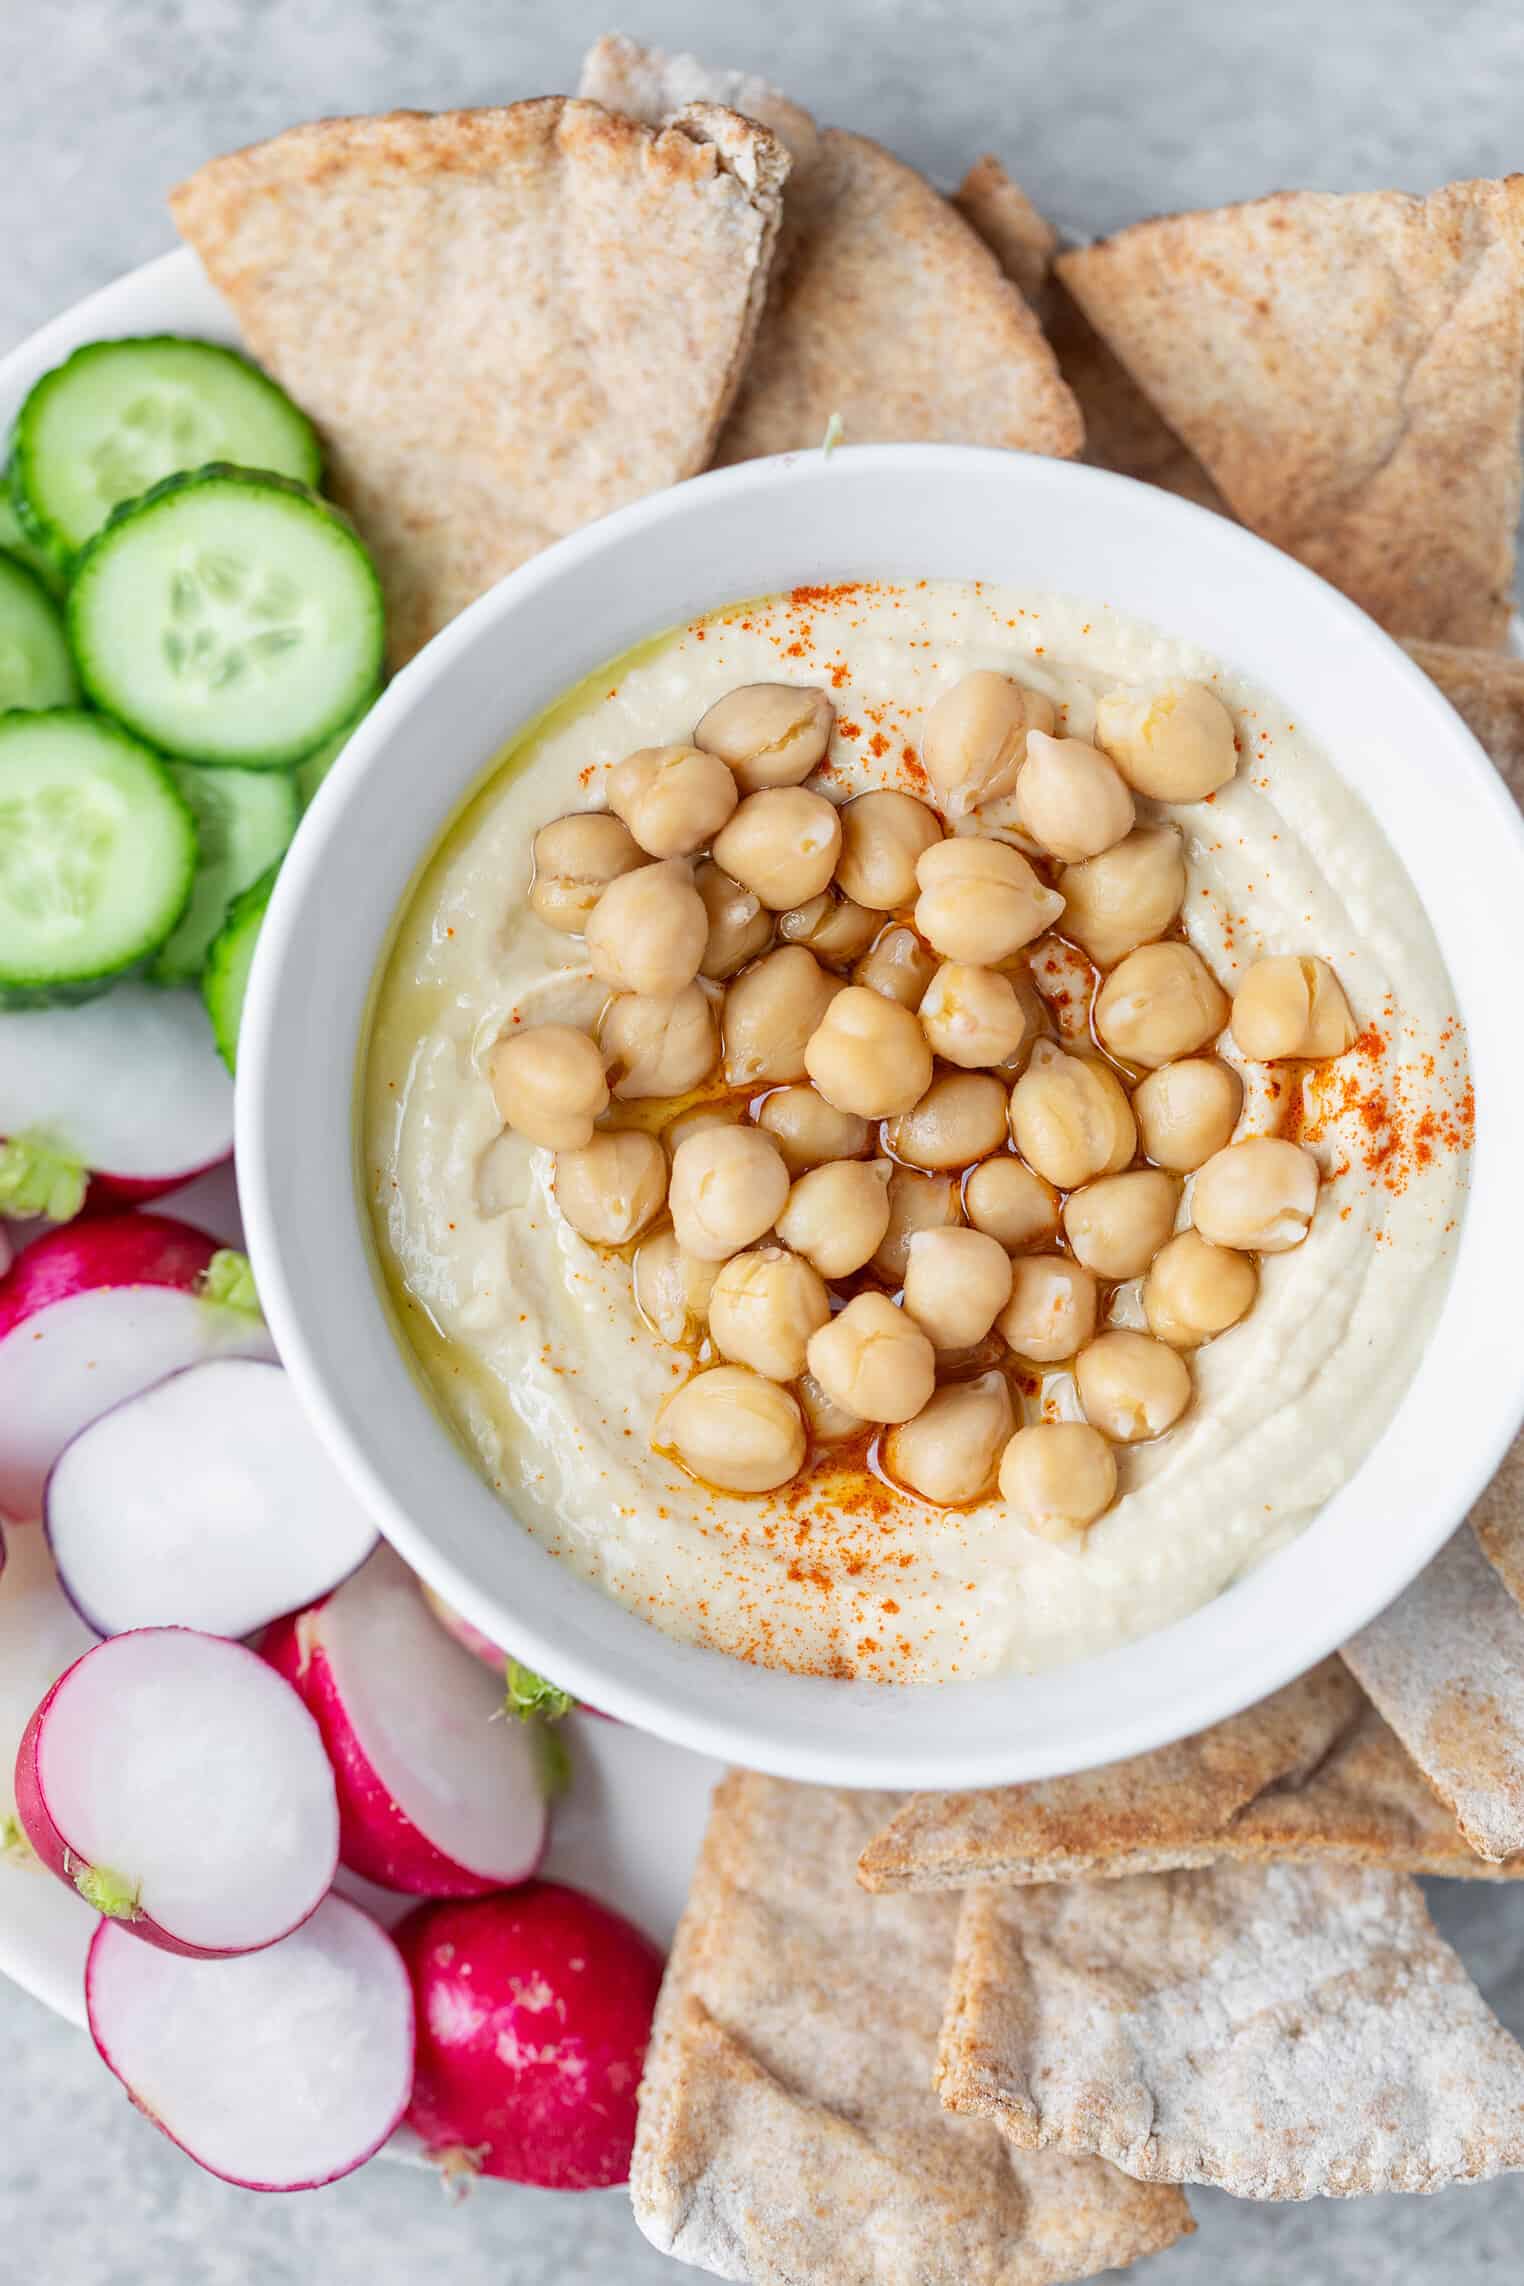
953, 157, 1058, 307
633, 1773, 1192, 2282
1472, 1427, 1524, 1614
1343, 1524, 1524, 1861
936, 1859, 1524, 2198
858, 1657, 1361, 1890
171, 101, 789, 667
1058, 178, 1524, 643
1046, 288, 1230, 511
1405, 640, 1524, 801
714, 129, 1083, 464
578, 32, 819, 171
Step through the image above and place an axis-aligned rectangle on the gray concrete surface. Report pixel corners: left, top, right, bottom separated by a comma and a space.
4, 1, 1523, 2277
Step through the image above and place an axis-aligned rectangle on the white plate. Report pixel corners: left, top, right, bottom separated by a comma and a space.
0, 249, 722, 2091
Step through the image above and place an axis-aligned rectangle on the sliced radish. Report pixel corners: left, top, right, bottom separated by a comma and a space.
87, 1893, 413, 2190
46, 1358, 379, 1639
418, 1579, 510, 1671
0, 1214, 274, 1520
0, 1519, 98, 1855
398, 1884, 664, 2189
418, 1580, 602, 1720
0, 986, 234, 1208
15, 1627, 338, 1955
264, 1545, 549, 1897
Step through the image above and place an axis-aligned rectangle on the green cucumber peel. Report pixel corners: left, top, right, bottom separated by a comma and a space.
0, 1130, 88, 1222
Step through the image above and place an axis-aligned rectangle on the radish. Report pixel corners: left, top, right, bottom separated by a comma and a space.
398, 1884, 664, 2189
419, 1579, 511, 1672
0, 1214, 274, 1520
0, 986, 234, 1212
15, 1627, 338, 1955
86, 1893, 414, 2190
263, 1545, 551, 1897
418, 1582, 599, 1727
0, 1518, 98, 1862
46, 1357, 378, 1639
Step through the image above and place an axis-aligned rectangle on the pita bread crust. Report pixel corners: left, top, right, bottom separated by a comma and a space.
936, 1859, 1524, 2198
1057, 178, 1524, 643
1472, 1426, 1524, 1613
1342, 1524, 1524, 1860
714, 129, 1083, 465
170, 100, 789, 666
857, 1658, 1361, 1890
578, 33, 820, 171
953, 157, 1058, 307
1405, 639, 1524, 802
633, 1773, 1191, 2283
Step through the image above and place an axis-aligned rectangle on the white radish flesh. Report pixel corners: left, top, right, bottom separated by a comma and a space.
0, 1521, 98, 1843
0, 1216, 274, 1520
46, 1358, 378, 1639
16, 1628, 337, 1955
87, 1894, 413, 2189
0, 986, 233, 1191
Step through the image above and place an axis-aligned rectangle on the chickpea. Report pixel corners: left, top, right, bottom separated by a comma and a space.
529, 812, 643, 933
918, 962, 1031, 1069
998, 1422, 1117, 1541
1230, 955, 1357, 1062
1143, 1230, 1257, 1349
1094, 679, 1238, 802
663, 1100, 744, 1158
804, 985, 933, 1118
1016, 729, 1135, 863
598, 984, 718, 1100
1190, 1137, 1319, 1253
963, 1155, 1060, 1251
914, 835, 1065, 964
756, 1085, 871, 1175
723, 945, 842, 1087
835, 790, 943, 910
1062, 1169, 1180, 1281
778, 891, 879, 965
873, 1166, 962, 1282
632, 1229, 719, 1345
902, 1226, 1013, 1349
920, 669, 1056, 816
695, 860, 773, 981
805, 1290, 937, 1424
886, 1071, 1009, 1171
1076, 1330, 1191, 1442
1133, 1058, 1242, 1172
1008, 1039, 1137, 1188
585, 859, 708, 997
694, 682, 833, 793
996, 1255, 1098, 1363
1058, 825, 1186, 971
606, 744, 738, 859
886, 1371, 1015, 1505
776, 1157, 893, 1279
797, 1370, 863, 1444
712, 788, 843, 911
654, 1366, 805, 1493
554, 1129, 667, 1245
485, 1025, 608, 1150
854, 923, 939, 1010
668, 1126, 791, 1262
708, 1246, 831, 1381
1093, 941, 1230, 1070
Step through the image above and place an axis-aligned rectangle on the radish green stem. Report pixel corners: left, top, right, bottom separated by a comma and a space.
529, 1726, 572, 1802
201, 1248, 261, 1317
2, 1813, 35, 1866
0, 1131, 87, 1222
74, 1862, 142, 1919
503, 1660, 574, 1723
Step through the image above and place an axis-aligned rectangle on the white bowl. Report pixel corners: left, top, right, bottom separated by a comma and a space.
240, 440, 1524, 1790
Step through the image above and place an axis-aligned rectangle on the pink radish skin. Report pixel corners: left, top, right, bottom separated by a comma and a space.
264, 1548, 550, 1898
16, 1628, 338, 1957
87, 1894, 414, 2190
0, 1214, 274, 1520
399, 1885, 664, 2189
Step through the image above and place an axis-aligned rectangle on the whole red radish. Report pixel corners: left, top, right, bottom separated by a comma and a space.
398, 1883, 664, 2189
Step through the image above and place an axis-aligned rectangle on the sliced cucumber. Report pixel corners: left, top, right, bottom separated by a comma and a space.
0, 551, 79, 712
294, 696, 378, 808
0, 711, 196, 1006
0, 484, 65, 594
11, 337, 321, 562
203, 863, 277, 1072
149, 763, 299, 986
70, 466, 385, 769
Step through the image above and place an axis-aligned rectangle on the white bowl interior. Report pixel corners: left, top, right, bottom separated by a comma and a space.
239, 442, 1524, 1788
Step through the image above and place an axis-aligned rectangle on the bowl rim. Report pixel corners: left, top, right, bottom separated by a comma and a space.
238, 436, 1524, 1788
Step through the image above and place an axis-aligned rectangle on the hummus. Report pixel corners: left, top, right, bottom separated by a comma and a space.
363, 582, 1471, 1683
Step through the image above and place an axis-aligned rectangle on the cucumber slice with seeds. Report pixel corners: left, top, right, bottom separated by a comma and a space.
149, 763, 299, 986
0, 551, 79, 711
12, 337, 321, 562
202, 863, 277, 1072
69, 466, 385, 769
0, 486, 65, 595
0, 711, 196, 1006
